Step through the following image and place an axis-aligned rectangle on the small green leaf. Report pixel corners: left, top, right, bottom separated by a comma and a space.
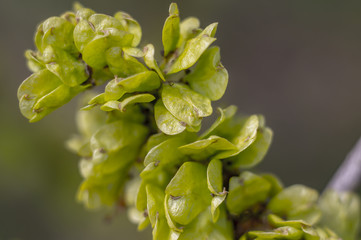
318, 190, 361, 240
178, 206, 234, 240
146, 184, 165, 227
25, 50, 44, 72
268, 185, 321, 225
73, 20, 96, 52
165, 162, 211, 225
101, 93, 155, 112
261, 174, 283, 197
248, 227, 303, 240
179, 136, 237, 161
167, 23, 218, 74
143, 137, 189, 167
42, 46, 88, 87
114, 11, 142, 47
106, 47, 147, 77
268, 214, 310, 230
143, 44, 165, 81
207, 159, 225, 195
38, 16, 75, 52
199, 105, 237, 139
184, 46, 228, 100
162, 83, 212, 127
104, 71, 161, 101
162, 3, 180, 56
177, 17, 200, 48
227, 126, 273, 169
215, 115, 259, 159
154, 100, 186, 135
226, 171, 271, 215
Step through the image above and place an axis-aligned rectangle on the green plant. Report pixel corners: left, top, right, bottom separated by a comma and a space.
17, 3, 360, 240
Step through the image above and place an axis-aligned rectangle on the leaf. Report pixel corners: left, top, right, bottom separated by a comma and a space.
143, 136, 189, 167
179, 136, 237, 161
226, 171, 271, 215
90, 120, 148, 154
37, 16, 75, 52
18, 69, 61, 121
184, 46, 228, 101
207, 159, 227, 222
268, 185, 321, 225
162, 83, 212, 127
165, 162, 211, 225
143, 44, 166, 81
105, 47, 147, 77
18, 69, 87, 122
166, 23, 218, 74
318, 190, 361, 240
199, 105, 237, 139
261, 174, 283, 197
73, 20, 96, 52
146, 184, 165, 227
42, 46, 88, 87
248, 227, 303, 240
227, 126, 273, 169
114, 11, 142, 47
104, 71, 161, 101
162, 3, 180, 56
25, 50, 44, 72
101, 93, 155, 112
154, 100, 187, 135
178, 206, 234, 240
215, 115, 259, 159
268, 214, 310, 230
207, 159, 225, 195
177, 17, 200, 48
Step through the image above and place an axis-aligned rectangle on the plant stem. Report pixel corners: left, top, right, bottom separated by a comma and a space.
326, 136, 361, 192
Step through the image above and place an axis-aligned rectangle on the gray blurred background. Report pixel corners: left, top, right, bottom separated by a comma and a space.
1, 0, 361, 239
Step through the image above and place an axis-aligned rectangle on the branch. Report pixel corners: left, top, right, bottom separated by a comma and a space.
326, 136, 361, 192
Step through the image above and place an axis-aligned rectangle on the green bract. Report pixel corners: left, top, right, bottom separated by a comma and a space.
18, 3, 360, 240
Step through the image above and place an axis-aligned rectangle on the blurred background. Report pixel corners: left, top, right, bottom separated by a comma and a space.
0, 0, 361, 239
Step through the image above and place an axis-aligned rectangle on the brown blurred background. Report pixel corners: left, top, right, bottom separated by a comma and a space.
0, 0, 361, 239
